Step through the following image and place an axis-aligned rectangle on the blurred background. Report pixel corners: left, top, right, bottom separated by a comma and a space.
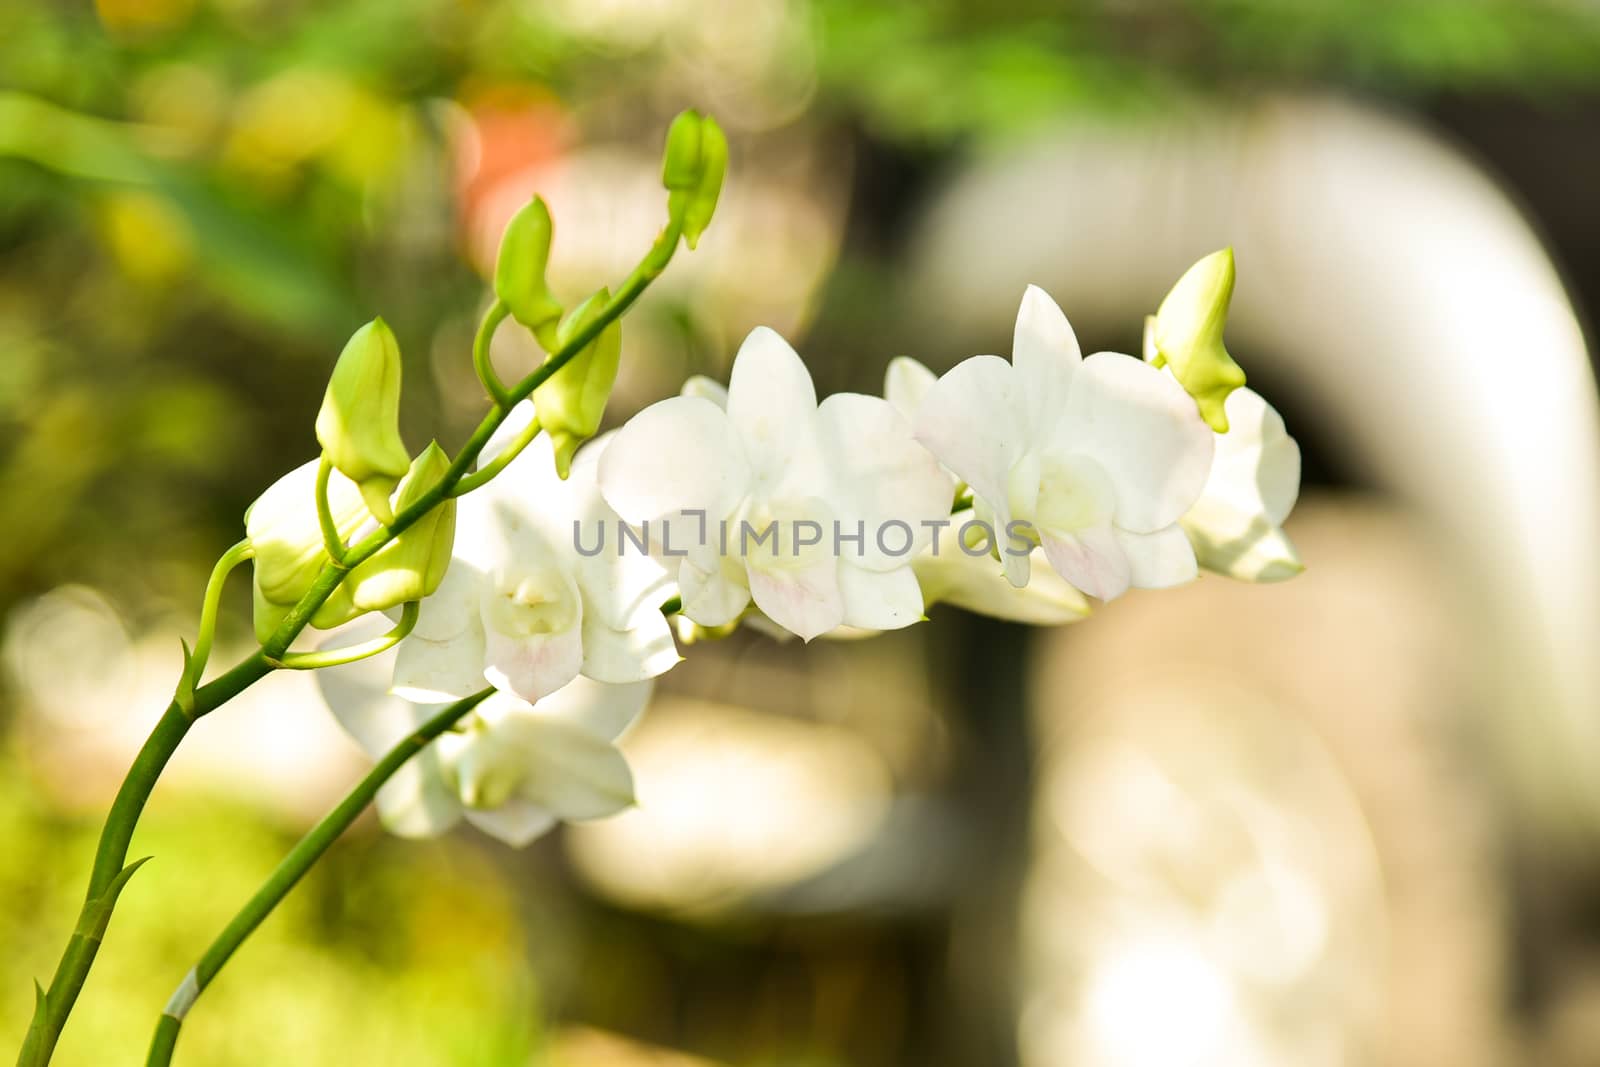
5, 1, 1600, 1064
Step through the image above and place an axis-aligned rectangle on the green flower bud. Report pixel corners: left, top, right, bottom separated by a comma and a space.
246, 458, 373, 641
316, 318, 411, 522
681, 116, 727, 251
310, 576, 362, 632
246, 460, 367, 606
1147, 248, 1247, 433
346, 442, 457, 611
534, 288, 621, 478
494, 196, 563, 341
251, 583, 294, 645
661, 110, 705, 190
252, 582, 359, 645
661, 110, 727, 250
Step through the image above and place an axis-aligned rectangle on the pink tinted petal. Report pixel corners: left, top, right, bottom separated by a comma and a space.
1040, 523, 1130, 602
745, 557, 845, 641
482, 622, 585, 704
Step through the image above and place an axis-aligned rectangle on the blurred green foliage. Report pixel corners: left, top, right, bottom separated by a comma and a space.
0, 744, 538, 1065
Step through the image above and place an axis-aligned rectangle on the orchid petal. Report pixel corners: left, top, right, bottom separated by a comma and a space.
726, 327, 822, 489
391, 630, 489, 703
746, 556, 845, 641
678, 556, 751, 627
532, 676, 653, 742
914, 544, 1090, 625
481, 610, 585, 704
462, 802, 557, 847
1202, 387, 1301, 526
1040, 523, 1130, 601
1059, 352, 1214, 533
838, 562, 925, 631
819, 392, 951, 570
680, 375, 729, 408
376, 748, 464, 838
580, 611, 680, 683
599, 396, 751, 523
884, 356, 937, 422
1012, 285, 1081, 438
914, 354, 1025, 513
1114, 524, 1199, 589
509, 720, 637, 820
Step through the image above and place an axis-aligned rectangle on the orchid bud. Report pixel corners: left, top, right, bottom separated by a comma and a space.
346, 442, 457, 611
661, 110, 705, 190
246, 460, 366, 606
680, 116, 726, 250
534, 288, 621, 478
661, 110, 727, 250
1147, 248, 1247, 433
251, 580, 359, 644
251, 583, 294, 645
316, 318, 411, 522
494, 196, 563, 343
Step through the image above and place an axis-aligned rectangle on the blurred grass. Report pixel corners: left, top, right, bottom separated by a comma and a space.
0, 744, 538, 1066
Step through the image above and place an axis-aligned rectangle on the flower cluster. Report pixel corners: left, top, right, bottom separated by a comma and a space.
270, 245, 1300, 849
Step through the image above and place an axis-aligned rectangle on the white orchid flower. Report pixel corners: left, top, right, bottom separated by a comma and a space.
317, 640, 648, 847
914, 286, 1214, 602
883, 356, 1087, 624
391, 402, 678, 705
1177, 385, 1304, 581
599, 327, 950, 641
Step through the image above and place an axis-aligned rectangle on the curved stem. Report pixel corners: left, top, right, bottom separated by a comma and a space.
450, 415, 541, 498
472, 300, 512, 407
18, 654, 273, 1067
21, 212, 687, 1067
146, 688, 495, 1067
314, 456, 347, 564
275, 602, 418, 670
177, 540, 254, 710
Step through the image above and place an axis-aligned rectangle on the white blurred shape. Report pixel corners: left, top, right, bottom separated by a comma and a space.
1082, 937, 1236, 1067
566, 698, 891, 914
4, 585, 138, 732
1211, 861, 1329, 987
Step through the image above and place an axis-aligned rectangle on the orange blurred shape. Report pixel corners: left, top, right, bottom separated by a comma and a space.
453, 84, 571, 236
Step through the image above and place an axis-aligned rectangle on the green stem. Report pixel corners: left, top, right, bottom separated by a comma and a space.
20, 213, 687, 1067
18, 655, 272, 1067
450, 416, 541, 498
314, 456, 347, 564
177, 540, 253, 709
275, 602, 418, 670
146, 689, 495, 1067
472, 300, 512, 407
